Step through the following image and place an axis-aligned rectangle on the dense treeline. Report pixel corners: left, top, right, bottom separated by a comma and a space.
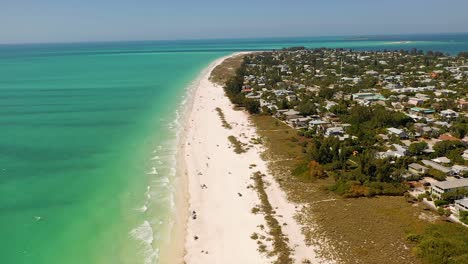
224, 61, 260, 114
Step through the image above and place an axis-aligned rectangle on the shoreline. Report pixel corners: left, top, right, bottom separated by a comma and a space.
159, 54, 239, 264
164, 52, 331, 264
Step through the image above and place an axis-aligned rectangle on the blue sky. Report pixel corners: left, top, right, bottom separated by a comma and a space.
1, 0, 468, 43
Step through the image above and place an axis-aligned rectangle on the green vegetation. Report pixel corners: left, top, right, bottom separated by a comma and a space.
411, 223, 468, 264
459, 211, 468, 225
215, 107, 232, 129
409, 142, 429, 156
228, 135, 246, 154
245, 99, 260, 114
251, 171, 293, 263
434, 200, 450, 207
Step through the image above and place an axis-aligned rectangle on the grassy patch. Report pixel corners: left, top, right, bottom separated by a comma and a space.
228, 136, 246, 154
210, 54, 246, 86
252, 171, 293, 263
215, 107, 232, 129
410, 223, 468, 264
251, 114, 437, 264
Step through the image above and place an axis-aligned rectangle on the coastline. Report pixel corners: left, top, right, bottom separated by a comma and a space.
166, 53, 331, 264
159, 54, 238, 264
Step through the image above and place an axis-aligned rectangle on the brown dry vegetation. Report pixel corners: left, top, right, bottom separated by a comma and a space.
210, 54, 246, 86
251, 115, 440, 264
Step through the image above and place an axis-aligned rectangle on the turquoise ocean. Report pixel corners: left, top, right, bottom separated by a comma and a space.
1, 34, 468, 264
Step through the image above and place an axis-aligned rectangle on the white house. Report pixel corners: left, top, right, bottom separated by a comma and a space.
431, 178, 468, 198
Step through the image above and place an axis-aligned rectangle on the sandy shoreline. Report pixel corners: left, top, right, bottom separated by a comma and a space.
163, 53, 331, 264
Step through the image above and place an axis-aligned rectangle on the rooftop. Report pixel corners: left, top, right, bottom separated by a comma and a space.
431, 178, 468, 190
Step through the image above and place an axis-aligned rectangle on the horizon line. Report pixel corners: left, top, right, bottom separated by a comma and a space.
1, 31, 468, 46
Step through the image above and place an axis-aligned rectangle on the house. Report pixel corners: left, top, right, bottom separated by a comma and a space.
431, 178, 468, 198
387, 127, 408, 139
352, 93, 386, 102
290, 117, 311, 128
432, 157, 451, 164
241, 86, 253, 93
422, 160, 451, 174
454, 198, 468, 213
407, 97, 425, 106
325, 127, 344, 137
462, 150, 468, 160
452, 165, 468, 176
440, 109, 459, 119
282, 109, 301, 121
309, 120, 329, 130
410, 107, 435, 116
378, 144, 408, 159
439, 134, 462, 141
365, 70, 379, 75
286, 94, 297, 102
408, 163, 429, 175
458, 100, 468, 111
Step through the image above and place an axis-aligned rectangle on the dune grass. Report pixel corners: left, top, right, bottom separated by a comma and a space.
210, 54, 246, 86
252, 171, 293, 263
228, 136, 246, 154
215, 107, 232, 129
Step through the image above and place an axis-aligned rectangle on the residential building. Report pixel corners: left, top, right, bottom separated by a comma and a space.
454, 198, 468, 213
422, 160, 451, 174
431, 178, 468, 198
408, 163, 429, 175
387, 127, 408, 139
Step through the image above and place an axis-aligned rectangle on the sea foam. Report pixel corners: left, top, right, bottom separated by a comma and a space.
130, 221, 157, 264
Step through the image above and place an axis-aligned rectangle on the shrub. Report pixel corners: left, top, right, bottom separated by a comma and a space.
434, 200, 449, 207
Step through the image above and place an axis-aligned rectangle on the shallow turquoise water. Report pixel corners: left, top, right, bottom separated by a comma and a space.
0, 34, 467, 264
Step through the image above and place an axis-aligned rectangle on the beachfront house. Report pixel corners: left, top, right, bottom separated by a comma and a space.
408, 163, 429, 175
431, 178, 468, 198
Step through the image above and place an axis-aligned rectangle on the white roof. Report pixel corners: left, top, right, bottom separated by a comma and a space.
432, 178, 468, 190
387, 127, 404, 134
455, 198, 468, 209
432, 157, 451, 164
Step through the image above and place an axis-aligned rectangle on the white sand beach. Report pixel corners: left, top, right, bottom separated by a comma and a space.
178, 54, 331, 264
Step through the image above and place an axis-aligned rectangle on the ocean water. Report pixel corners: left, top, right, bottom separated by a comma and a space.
1, 34, 467, 264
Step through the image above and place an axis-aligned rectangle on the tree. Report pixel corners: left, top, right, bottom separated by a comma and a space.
450, 123, 468, 139
408, 142, 428, 155
297, 101, 316, 116
245, 99, 260, 114
433, 140, 464, 157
